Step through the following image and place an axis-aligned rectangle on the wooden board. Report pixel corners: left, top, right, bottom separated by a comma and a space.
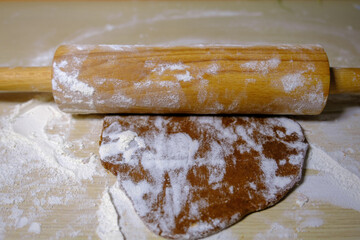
0, 1, 359, 239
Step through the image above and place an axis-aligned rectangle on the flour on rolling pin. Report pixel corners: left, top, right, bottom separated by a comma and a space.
51, 44, 330, 115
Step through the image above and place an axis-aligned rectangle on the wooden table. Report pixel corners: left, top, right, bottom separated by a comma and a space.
0, 1, 359, 239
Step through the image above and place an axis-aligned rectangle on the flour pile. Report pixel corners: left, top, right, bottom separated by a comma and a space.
0, 94, 105, 239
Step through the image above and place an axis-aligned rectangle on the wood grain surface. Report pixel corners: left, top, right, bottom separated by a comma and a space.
0, 1, 359, 239
52, 44, 330, 115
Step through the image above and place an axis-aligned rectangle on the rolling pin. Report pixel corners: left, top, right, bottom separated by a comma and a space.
0, 44, 359, 115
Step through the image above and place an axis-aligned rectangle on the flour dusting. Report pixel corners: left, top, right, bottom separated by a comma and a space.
52, 55, 96, 112
1, 1, 359, 239
176, 70, 193, 82
149, 62, 189, 75
254, 222, 297, 240
281, 73, 306, 92
296, 145, 360, 211
96, 188, 124, 240
0, 95, 105, 238
28, 222, 41, 234
53, 60, 94, 97
241, 58, 281, 75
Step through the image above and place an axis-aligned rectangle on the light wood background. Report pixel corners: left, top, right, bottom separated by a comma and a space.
0, 1, 359, 239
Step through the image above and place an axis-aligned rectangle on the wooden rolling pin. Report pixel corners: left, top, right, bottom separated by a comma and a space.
0, 44, 359, 115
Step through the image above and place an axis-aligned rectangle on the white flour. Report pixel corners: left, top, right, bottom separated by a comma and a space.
52, 56, 96, 113
254, 222, 298, 240
296, 145, 360, 211
0, 94, 105, 239
53, 60, 95, 97
1, 2, 359, 238
28, 222, 41, 234
281, 73, 305, 92
96, 186, 125, 240
254, 207, 325, 239
241, 58, 280, 75
254, 211, 324, 240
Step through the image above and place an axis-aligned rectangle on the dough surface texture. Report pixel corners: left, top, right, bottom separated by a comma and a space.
99, 116, 308, 239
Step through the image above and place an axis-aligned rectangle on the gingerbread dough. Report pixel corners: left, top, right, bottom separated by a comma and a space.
99, 116, 308, 239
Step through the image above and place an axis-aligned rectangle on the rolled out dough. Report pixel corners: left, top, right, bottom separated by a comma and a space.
99, 116, 308, 239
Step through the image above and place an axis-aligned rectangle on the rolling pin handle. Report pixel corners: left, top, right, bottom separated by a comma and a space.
0, 67, 52, 92
330, 67, 360, 94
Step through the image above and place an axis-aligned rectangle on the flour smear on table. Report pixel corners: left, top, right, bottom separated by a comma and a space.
0, 95, 105, 239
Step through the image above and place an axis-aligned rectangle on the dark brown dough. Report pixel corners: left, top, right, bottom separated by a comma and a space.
99, 116, 308, 239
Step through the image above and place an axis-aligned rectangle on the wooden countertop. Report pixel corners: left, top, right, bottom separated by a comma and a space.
0, 1, 359, 239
